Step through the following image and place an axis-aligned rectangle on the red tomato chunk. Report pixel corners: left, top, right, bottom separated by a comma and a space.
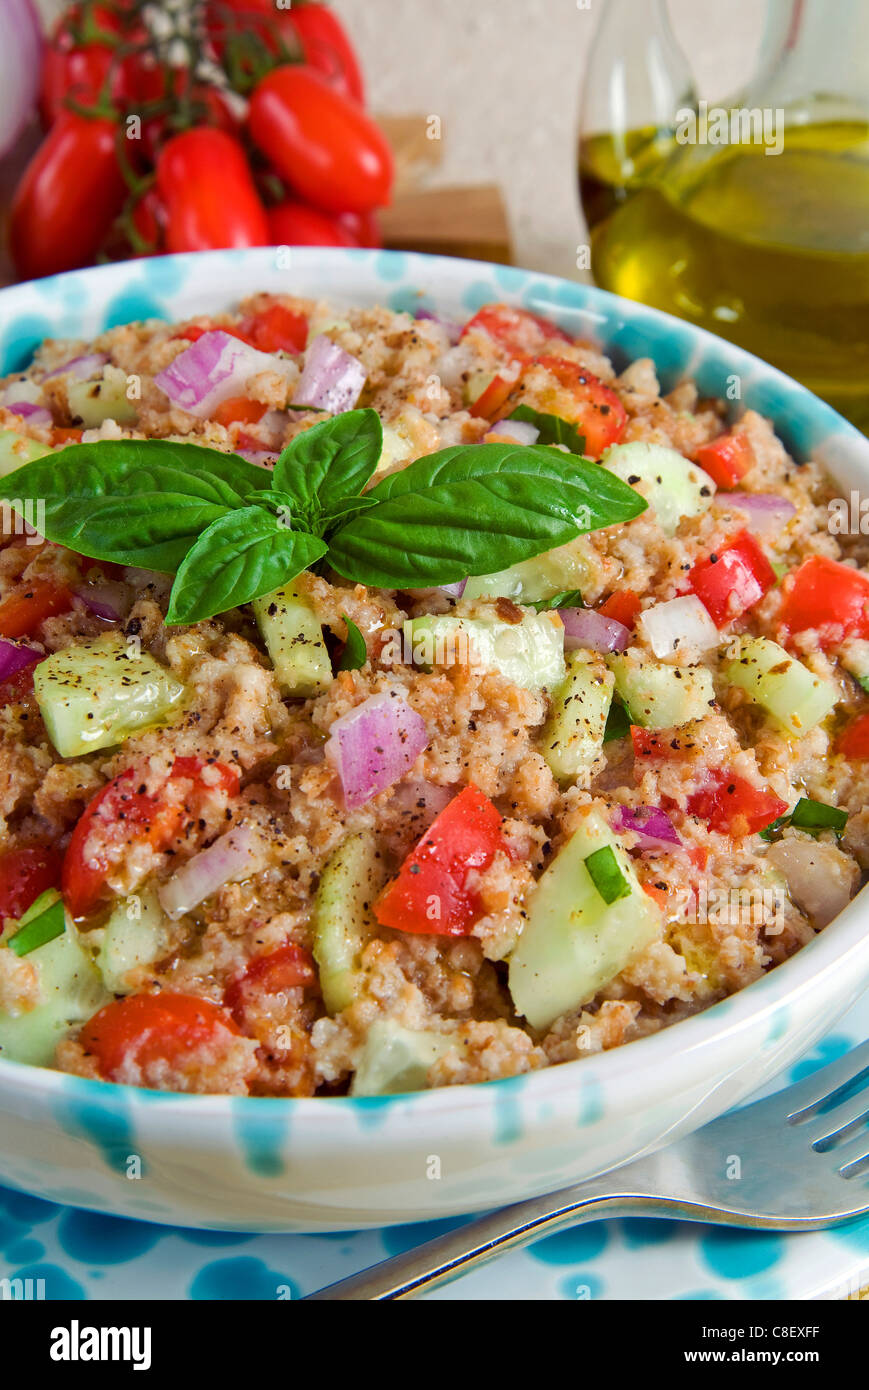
374, 784, 506, 936
687, 771, 787, 838
779, 555, 869, 647
688, 531, 776, 627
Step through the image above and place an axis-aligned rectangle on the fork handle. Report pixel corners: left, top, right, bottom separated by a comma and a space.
304, 1176, 665, 1300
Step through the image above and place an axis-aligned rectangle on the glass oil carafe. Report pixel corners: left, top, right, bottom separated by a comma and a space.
578, 0, 869, 432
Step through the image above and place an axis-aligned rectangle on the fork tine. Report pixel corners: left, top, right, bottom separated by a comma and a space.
824, 1129, 869, 1176
809, 1091, 869, 1150
784, 1038, 869, 1122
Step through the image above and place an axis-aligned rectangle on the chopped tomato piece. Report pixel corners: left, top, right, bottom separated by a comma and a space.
599, 590, 641, 629
0, 845, 63, 921
838, 713, 869, 758
224, 943, 316, 1022
0, 662, 38, 708
212, 396, 268, 427
631, 726, 694, 761
688, 530, 776, 627
80, 993, 242, 1082
171, 324, 209, 342
641, 883, 669, 912
469, 371, 521, 419
51, 427, 83, 446
62, 757, 240, 920
687, 771, 787, 838
0, 580, 73, 639
374, 783, 506, 937
694, 432, 754, 488
237, 303, 308, 355
461, 303, 571, 355
779, 555, 869, 647
533, 356, 626, 458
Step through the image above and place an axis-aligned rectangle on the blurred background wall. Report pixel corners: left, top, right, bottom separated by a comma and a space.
35, 0, 763, 276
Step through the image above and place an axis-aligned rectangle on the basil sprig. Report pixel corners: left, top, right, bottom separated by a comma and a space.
0, 407, 645, 624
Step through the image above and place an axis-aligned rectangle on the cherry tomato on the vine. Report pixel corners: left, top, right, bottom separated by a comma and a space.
267, 199, 357, 247
10, 114, 126, 280
287, 2, 366, 104
248, 65, 393, 215
156, 127, 269, 252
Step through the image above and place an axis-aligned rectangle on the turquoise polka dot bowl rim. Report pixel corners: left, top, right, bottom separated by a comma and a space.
1, 247, 868, 1234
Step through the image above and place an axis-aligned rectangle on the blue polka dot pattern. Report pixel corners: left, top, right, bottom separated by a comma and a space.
190, 1257, 300, 1301
527, 1220, 609, 1265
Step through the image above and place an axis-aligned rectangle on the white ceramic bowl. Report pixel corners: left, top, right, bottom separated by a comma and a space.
1, 248, 868, 1232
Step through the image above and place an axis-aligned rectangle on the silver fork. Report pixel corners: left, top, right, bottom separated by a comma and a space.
305, 1039, 869, 1299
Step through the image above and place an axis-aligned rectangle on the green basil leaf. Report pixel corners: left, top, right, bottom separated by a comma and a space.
165, 510, 327, 624
509, 405, 587, 455
327, 442, 646, 588
532, 589, 584, 612
603, 697, 630, 744
337, 614, 367, 671
272, 409, 382, 515
321, 493, 379, 527
0, 439, 272, 572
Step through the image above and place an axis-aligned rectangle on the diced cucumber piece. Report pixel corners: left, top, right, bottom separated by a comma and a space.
312, 830, 385, 1014
97, 886, 170, 995
34, 631, 187, 757
462, 368, 497, 407
68, 365, 138, 428
608, 650, 716, 728
350, 1019, 455, 1096
726, 636, 838, 736
375, 422, 414, 476
305, 308, 351, 343
0, 428, 52, 478
508, 809, 662, 1030
253, 583, 332, 697
541, 651, 614, 782
463, 536, 596, 604
404, 610, 565, 691
602, 441, 715, 536
0, 916, 109, 1066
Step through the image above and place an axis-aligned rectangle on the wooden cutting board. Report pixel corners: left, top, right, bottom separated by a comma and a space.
377, 113, 513, 264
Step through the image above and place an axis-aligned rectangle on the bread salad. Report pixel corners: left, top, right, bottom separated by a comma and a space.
0, 295, 866, 1096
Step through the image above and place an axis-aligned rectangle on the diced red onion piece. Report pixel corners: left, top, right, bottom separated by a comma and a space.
292, 334, 366, 414
559, 606, 631, 654
325, 691, 429, 809
484, 419, 540, 447
612, 804, 682, 852
4, 401, 52, 427
154, 330, 294, 419
0, 1, 41, 160
236, 448, 277, 467
638, 594, 719, 659
44, 353, 109, 382
158, 824, 259, 920
415, 309, 462, 345
438, 580, 467, 600
0, 638, 39, 682
73, 582, 130, 622
716, 492, 797, 535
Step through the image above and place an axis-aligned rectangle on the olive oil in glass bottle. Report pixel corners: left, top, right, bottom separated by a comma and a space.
579, 0, 869, 432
